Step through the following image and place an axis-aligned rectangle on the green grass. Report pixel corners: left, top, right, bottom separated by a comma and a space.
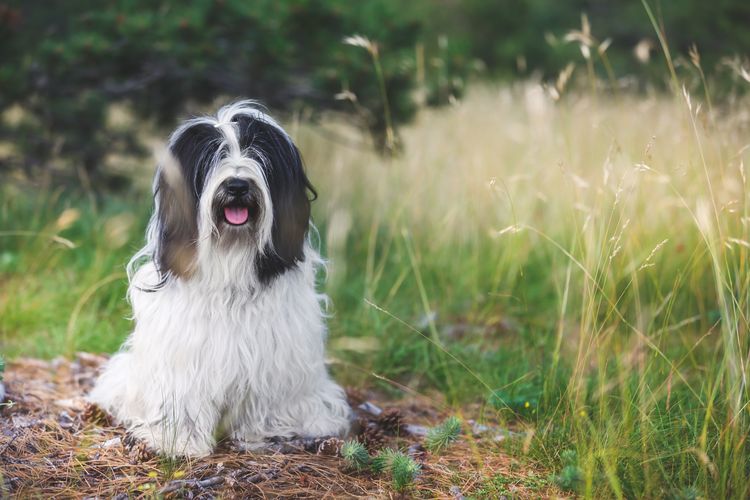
2, 81, 749, 498
0, 188, 149, 357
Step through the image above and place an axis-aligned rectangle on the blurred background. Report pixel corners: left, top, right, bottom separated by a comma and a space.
1, 0, 748, 184
2, 1, 750, 497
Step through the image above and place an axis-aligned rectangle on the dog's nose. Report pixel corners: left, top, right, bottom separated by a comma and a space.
225, 178, 250, 196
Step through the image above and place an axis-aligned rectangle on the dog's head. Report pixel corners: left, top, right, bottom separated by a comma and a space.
147, 102, 315, 288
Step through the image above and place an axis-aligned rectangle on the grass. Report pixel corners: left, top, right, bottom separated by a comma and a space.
2, 79, 750, 497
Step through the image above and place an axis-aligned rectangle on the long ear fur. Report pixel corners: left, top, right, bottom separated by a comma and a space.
155, 122, 222, 279
234, 115, 316, 283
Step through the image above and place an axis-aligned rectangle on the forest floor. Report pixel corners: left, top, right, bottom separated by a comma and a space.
0, 355, 560, 498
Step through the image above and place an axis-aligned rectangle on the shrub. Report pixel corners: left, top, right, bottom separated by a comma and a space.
0, 1, 421, 182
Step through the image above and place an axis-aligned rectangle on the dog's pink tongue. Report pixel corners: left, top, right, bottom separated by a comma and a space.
224, 206, 249, 225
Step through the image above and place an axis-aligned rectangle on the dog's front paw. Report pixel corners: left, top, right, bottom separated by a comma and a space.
230, 438, 268, 452
298, 414, 351, 439
233, 435, 343, 455
297, 399, 353, 439
126, 423, 214, 458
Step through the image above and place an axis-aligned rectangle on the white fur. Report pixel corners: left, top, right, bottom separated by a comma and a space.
89, 103, 351, 457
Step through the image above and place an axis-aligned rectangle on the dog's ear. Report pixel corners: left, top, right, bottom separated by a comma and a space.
235, 116, 315, 283
155, 122, 221, 279
266, 141, 314, 265
155, 156, 198, 279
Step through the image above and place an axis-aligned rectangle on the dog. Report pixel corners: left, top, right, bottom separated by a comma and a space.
89, 102, 352, 457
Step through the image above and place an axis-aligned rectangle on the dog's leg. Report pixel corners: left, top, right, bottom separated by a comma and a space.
125, 390, 220, 458
289, 379, 353, 439
227, 379, 351, 449
222, 397, 271, 450
91, 353, 220, 457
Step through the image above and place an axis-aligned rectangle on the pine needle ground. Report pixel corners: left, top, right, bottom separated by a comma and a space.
0, 355, 558, 498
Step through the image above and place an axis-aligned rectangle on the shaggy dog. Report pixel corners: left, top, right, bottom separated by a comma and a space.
89, 102, 351, 457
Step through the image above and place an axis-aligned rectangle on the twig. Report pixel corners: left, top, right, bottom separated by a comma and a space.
158, 475, 224, 495
246, 469, 280, 484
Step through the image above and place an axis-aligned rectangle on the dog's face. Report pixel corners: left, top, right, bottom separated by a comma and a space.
151, 102, 315, 287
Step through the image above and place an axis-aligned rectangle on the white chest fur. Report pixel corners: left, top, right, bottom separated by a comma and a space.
89, 254, 351, 457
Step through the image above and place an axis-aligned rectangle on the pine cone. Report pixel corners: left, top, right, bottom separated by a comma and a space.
127, 440, 153, 464
82, 402, 113, 426
377, 408, 404, 435
317, 437, 344, 456
345, 387, 366, 406
124, 434, 154, 463
361, 423, 387, 452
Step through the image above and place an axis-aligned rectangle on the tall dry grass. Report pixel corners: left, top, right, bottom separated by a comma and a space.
293, 83, 750, 497
2, 80, 749, 496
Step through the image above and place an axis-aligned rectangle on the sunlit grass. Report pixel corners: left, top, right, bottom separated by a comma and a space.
299, 83, 750, 498
0, 189, 146, 357
1, 81, 749, 497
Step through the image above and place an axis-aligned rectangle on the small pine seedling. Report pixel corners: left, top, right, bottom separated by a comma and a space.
371, 448, 400, 474
672, 485, 700, 500
553, 465, 583, 492
552, 449, 582, 492
341, 440, 370, 471
560, 449, 577, 466
425, 416, 462, 453
390, 452, 421, 491
371, 448, 420, 491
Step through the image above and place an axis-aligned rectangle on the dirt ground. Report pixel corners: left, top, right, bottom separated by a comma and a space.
0, 354, 559, 498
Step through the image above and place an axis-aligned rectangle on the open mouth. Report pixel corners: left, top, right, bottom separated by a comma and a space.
223, 206, 250, 225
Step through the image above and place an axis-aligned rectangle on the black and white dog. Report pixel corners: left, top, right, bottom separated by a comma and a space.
89, 102, 351, 457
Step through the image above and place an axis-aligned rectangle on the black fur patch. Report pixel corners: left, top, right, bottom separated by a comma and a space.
233, 115, 317, 284
156, 122, 223, 279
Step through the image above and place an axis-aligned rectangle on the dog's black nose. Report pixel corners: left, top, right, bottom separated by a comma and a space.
225, 178, 250, 195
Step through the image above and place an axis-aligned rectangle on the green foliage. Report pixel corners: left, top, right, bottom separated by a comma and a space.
0, 354, 4, 381
553, 465, 583, 493
342, 441, 421, 490
474, 473, 551, 498
551, 449, 583, 493
672, 486, 701, 500
0, 188, 144, 357
3, 1, 747, 183
424, 416, 462, 454
560, 449, 577, 467
420, 0, 750, 83
370, 448, 399, 475
0, 0, 421, 179
488, 384, 541, 416
341, 440, 370, 472
370, 449, 420, 491
390, 453, 421, 491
